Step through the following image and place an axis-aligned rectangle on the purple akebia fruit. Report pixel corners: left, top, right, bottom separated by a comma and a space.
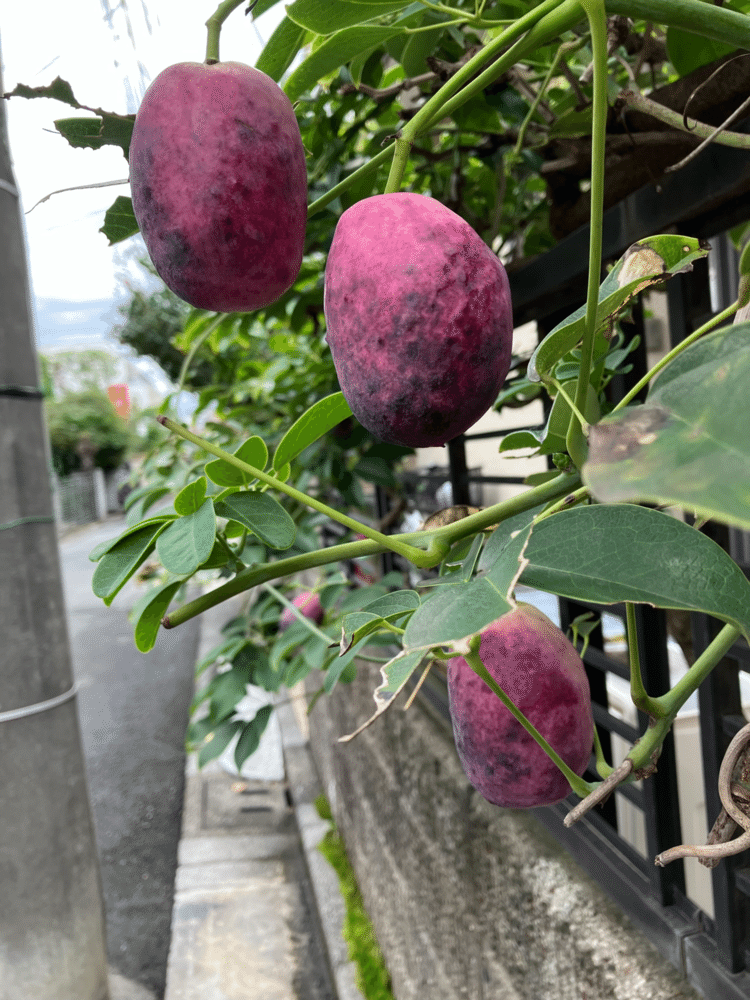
447, 604, 594, 808
129, 61, 307, 312
279, 591, 324, 632
323, 192, 513, 448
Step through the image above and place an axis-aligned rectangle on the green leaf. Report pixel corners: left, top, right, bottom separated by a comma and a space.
156, 499, 217, 575
88, 514, 177, 562
666, 26, 734, 75
283, 26, 403, 102
339, 648, 429, 742
339, 592, 419, 649
478, 503, 548, 572
132, 579, 184, 653
401, 19, 445, 77
234, 706, 274, 770
54, 115, 133, 155
205, 436, 268, 487
403, 524, 532, 649
528, 235, 709, 382
208, 669, 251, 723
273, 392, 353, 470
100, 195, 139, 245
584, 323, 750, 530
92, 522, 168, 604
214, 492, 296, 550
255, 14, 308, 80
520, 504, 750, 641
360, 591, 420, 617
5, 76, 80, 106
197, 720, 244, 767
286, 0, 413, 33
174, 476, 207, 516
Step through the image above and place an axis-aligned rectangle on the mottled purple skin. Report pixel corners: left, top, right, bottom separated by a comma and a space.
323, 193, 513, 448
129, 61, 307, 312
447, 604, 594, 808
280, 591, 324, 632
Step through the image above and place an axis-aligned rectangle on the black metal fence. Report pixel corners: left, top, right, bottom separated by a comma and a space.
385, 137, 750, 999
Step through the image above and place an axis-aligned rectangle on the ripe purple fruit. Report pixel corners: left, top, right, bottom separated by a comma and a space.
280, 591, 324, 632
447, 604, 594, 808
323, 192, 513, 448
129, 61, 307, 312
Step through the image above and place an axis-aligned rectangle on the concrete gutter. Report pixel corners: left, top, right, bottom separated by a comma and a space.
163, 594, 365, 1000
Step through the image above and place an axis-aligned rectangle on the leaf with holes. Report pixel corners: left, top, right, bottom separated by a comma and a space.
584, 323, 750, 530
528, 235, 708, 382
339, 648, 429, 743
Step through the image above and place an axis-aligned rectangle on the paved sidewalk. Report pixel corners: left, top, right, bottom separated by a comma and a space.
163, 594, 365, 1000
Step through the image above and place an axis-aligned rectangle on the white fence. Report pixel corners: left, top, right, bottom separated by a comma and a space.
52, 466, 131, 530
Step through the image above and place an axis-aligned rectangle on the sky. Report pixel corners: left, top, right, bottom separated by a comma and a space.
1, 0, 288, 392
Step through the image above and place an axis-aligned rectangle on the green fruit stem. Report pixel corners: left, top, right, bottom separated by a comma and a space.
625, 602, 666, 719
163, 471, 580, 629
586, 622, 742, 803
205, 0, 246, 63
462, 643, 595, 800
565, 0, 607, 471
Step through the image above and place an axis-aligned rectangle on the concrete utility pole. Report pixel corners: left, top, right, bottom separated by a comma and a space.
0, 48, 110, 1000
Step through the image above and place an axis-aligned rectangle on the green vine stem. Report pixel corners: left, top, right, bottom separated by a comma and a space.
626, 603, 666, 719
568, 622, 743, 821
652, 622, 742, 722
157, 415, 438, 567
384, 0, 573, 194
205, 0, 247, 63
307, 1, 750, 220
163, 472, 581, 629
177, 315, 224, 393
565, 0, 607, 470
611, 300, 739, 413
463, 641, 594, 799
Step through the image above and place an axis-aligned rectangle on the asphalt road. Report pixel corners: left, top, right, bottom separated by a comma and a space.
59, 517, 200, 1000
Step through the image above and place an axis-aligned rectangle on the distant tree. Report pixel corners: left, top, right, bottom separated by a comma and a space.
43, 348, 118, 398
45, 389, 133, 476
113, 260, 214, 386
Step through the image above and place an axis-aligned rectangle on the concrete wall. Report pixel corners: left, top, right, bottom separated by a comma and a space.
305, 656, 701, 1000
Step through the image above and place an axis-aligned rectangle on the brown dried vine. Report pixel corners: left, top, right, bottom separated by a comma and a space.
655, 722, 750, 868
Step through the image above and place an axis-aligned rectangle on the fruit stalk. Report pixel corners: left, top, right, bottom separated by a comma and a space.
205, 0, 248, 63
462, 646, 593, 800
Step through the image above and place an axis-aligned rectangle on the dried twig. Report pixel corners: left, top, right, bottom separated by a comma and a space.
564, 759, 633, 827
655, 722, 750, 867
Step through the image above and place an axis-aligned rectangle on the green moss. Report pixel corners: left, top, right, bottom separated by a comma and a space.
314, 795, 394, 1000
